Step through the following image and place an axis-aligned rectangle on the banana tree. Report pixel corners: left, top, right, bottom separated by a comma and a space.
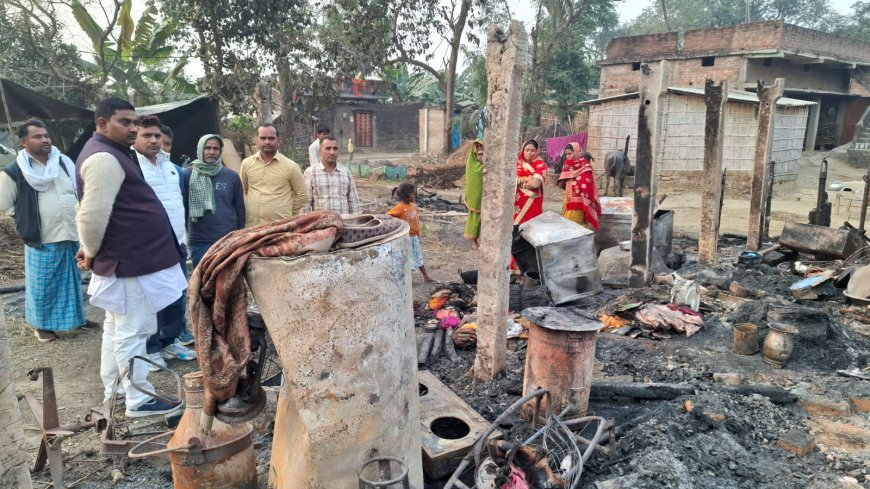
71, 0, 197, 104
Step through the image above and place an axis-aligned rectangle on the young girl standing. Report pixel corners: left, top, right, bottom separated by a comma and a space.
388, 182, 437, 283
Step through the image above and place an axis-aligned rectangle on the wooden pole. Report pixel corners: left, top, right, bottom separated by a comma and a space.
255, 81, 273, 124
699, 79, 728, 264
629, 61, 668, 288
473, 20, 527, 381
747, 78, 783, 250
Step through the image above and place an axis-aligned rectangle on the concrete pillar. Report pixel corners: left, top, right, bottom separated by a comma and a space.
473, 20, 528, 381
747, 78, 784, 250
699, 79, 728, 265
629, 61, 668, 288
804, 96, 822, 151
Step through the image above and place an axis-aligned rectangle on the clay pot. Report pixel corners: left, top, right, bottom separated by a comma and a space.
762, 322, 798, 368
733, 323, 759, 355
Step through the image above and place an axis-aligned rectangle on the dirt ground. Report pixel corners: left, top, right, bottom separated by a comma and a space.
2, 149, 869, 488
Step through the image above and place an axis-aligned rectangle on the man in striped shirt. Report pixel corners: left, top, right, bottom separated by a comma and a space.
303, 136, 361, 214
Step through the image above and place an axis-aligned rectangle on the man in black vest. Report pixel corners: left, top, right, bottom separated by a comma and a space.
0, 119, 86, 342
76, 98, 185, 418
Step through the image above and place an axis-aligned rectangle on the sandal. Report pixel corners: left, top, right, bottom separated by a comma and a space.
336, 215, 406, 249
34, 329, 59, 342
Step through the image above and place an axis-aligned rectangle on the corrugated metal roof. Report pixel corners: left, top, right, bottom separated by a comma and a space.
581, 87, 816, 107
667, 86, 817, 107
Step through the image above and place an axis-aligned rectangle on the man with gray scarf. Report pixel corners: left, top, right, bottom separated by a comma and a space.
0, 119, 87, 342
183, 134, 245, 269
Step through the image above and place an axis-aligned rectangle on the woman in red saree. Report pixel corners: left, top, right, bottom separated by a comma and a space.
514, 140, 547, 225
558, 142, 601, 231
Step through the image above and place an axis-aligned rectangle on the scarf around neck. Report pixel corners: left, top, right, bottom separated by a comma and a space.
15, 146, 76, 192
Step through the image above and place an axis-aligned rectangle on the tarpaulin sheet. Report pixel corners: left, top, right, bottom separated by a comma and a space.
544, 132, 587, 165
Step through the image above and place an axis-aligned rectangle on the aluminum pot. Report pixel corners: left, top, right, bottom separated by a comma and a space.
762, 323, 798, 368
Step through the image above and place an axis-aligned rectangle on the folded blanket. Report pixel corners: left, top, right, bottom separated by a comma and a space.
189, 211, 343, 407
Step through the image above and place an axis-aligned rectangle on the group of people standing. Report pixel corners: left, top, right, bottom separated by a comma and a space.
463, 138, 602, 254
2, 97, 368, 418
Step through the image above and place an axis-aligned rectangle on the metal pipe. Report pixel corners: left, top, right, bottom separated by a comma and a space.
860, 162, 869, 232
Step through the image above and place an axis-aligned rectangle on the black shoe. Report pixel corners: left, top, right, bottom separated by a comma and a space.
125, 397, 183, 418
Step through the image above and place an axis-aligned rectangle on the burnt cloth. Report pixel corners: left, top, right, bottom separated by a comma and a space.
189, 211, 343, 406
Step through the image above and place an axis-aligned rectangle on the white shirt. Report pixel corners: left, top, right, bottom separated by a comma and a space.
308, 139, 323, 171
136, 151, 187, 245
88, 263, 186, 314
0, 154, 79, 244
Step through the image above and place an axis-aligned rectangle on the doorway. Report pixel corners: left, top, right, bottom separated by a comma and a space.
354, 112, 373, 147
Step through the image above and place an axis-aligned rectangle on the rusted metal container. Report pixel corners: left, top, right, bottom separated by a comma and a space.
733, 323, 759, 355
245, 230, 423, 488
595, 198, 674, 256
167, 372, 257, 489
521, 307, 600, 418
595, 197, 633, 253
779, 222, 864, 259
519, 211, 602, 305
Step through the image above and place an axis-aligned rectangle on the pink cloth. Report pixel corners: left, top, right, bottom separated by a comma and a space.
501, 465, 530, 489
545, 133, 587, 165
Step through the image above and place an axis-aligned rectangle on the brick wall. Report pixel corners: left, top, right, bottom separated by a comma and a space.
605, 32, 679, 63
783, 24, 870, 64
600, 57, 744, 97
603, 20, 870, 65
419, 106, 446, 154
326, 101, 422, 151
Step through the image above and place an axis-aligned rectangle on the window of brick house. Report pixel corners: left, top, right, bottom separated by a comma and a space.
632, 62, 641, 71
701, 57, 715, 67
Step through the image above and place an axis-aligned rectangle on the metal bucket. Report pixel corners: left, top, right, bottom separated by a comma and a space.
733, 323, 759, 355
245, 232, 423, 488
521, 307, 600, 418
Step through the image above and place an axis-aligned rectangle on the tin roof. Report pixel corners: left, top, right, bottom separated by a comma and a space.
581, 87, 816, 107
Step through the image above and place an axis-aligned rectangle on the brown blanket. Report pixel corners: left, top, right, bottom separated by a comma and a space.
189, 211, 343, 404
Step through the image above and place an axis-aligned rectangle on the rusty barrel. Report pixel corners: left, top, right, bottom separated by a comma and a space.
168, 372, 257, 489
521, 307, 600, 418
733, 323, 759, 355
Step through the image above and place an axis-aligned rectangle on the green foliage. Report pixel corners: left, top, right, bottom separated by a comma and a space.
69, 0, 197, 104
0, 1, 95, 105
624, 0, 839, 35
523, 0, 618, 129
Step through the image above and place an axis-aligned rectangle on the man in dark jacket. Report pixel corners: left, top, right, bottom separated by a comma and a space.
75, 98, 185, 418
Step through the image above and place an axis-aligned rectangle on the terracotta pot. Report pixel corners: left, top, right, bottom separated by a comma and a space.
733, 323, 758, 355
763, 322, 798, 368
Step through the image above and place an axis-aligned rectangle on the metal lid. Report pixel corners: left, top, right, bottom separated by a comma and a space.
521, 307, 601, 332
519, 211, 594, 247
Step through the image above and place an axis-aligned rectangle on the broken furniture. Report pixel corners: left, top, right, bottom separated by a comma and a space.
19, 367, 104, 488
244, 233, 424, 488
417, 371, 499, 480
518, 211, 602, 304
521, 307, 600, 418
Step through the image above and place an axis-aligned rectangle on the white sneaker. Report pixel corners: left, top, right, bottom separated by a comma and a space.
161, 340, 197, 361
146, 351, 168, 371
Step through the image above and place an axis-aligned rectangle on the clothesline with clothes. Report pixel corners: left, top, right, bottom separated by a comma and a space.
544, 132, 587, 166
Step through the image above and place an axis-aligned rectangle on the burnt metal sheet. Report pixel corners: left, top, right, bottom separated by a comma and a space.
779, 222, 865, 259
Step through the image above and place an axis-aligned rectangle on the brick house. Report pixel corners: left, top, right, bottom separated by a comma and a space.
319, 79, 422, 153
599, 20, 870, 150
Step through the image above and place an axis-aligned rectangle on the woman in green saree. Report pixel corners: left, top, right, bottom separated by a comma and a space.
463, 139, 485, 249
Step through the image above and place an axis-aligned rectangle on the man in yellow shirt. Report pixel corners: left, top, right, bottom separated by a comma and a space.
240, 124, 307, 226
